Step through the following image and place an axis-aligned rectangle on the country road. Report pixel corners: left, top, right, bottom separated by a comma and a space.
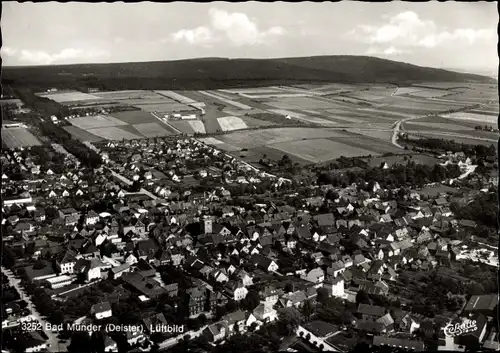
158, 324, 209, 350
2, 266, 67, 352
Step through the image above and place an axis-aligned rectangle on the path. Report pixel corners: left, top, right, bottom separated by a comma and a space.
2, 266, 67, 352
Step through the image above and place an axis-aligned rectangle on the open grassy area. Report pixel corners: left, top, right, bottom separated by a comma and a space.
2, 127, 42, 148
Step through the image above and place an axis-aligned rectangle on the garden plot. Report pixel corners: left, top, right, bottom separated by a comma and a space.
63, 126, 103, 142
86, 126, 141, 140
270, 138, 377, 163
198, 91, 252, 110
133, 122, 172, 137
70, 115, 128, 129
187, 120, 206, 134
441, 112, 498, 124
111, 111, 157, 124
2, 128, 41, 148
217, 116, 248, 131
37, 91, 103, 103
155, 91, 196, 104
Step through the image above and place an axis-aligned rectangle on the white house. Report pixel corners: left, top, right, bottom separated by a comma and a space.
91, 302, 112, 320
323, 276, 345, 298
85, 211, 99, 226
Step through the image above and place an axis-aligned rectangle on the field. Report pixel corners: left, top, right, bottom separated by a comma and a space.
346, 128, 394, 142
134, 103, 194, 113
63, 126, 103, 142
364, 154, 440, 168
155, 90, 196, 104
86, 126, 142, 140
109, 110, 158, 124
198, 90, 252, 110
37, 91, 103, 103
70, 115, 128, 129
133, 122, 172, 137
217, 116, 248, 131
2, 127, 41, 148
441, 112, 498, 124
264, 96, 342, 110
271, 138, 377, 162
187, 120, 206, 134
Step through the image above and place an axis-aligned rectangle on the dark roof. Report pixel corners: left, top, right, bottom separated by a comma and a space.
464, 294, 498, 312
357, 304, 385, 317
91, 301, 111, 314
303, 321, 339, 338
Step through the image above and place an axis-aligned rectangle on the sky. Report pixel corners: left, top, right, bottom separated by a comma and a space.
2, 1, 498, 73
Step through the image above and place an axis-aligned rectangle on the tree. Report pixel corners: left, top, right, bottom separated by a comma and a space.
301, 299, 314, 322
356, 290, 371, 304
316, 287, 330, 305
278, 307, 303, 335
2, 246, 16, 268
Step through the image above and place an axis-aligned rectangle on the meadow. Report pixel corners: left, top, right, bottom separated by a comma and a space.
2, 128, 42, 148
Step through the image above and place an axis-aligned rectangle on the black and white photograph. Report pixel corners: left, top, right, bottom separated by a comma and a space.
1, 1, 498, 353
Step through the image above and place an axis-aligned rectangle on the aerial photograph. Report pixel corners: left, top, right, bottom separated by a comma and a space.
1, 1, 498, 353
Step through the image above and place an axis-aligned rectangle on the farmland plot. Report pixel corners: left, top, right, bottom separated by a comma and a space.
63, 126, 103, 142
441, 112, 497, 124
155, 91, 196, 104
404, 121, 476, 132
37, 91, 103, 103
217, 128, 350, 149
187, 120, 206, 134
70, 115, 128, 129
199, 137, 225, 145
86, 126, 141, 140
219, 88, 283, 95
198, 91, 252, 110
111, 111, 158, 124
168, 121, 197, 134
93, 90, 158, 100
217, 116, 248, 131
268, 109, 336, 125
406, 89, 452, 98
265, 97, 339, 110
270, 138, 377, 163
135, 103, 193, 113
346, 129, 394, 142
133, 122, 172, 137
2, 128, 41, 148
394, 87, 427, 96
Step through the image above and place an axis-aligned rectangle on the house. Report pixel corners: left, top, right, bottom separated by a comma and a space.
91, 302, 112, 320
222, 310, 247, 334
58, 208, 80, 226
323, 276, 345, 298
235, 269, 253, 287
357, 304, 386, 319
249, 254, 279, 272
187, 286, 207, 316
296, 321, 340, 351
57, 250, 78, 274
463, 294, 498, 317
85, 210, 99, 226
224, 281, 249, 301
253, 302, 278, 323
259, 285, 283, 305
143, 313, 168, 334
74, 258, 105, 282
203, 321, 227, 342
300, 268, 325, 286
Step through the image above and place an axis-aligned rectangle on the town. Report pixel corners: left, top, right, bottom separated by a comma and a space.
1, 130, 498, 352
2, 2, 499, 353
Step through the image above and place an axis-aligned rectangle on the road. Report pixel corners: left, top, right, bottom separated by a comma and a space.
2, 266, 67, 352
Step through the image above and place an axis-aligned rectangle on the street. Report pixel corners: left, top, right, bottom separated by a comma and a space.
2, 266, 67, 352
